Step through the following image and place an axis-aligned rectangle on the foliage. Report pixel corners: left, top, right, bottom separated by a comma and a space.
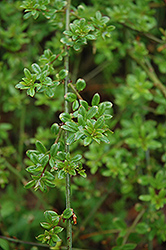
0, 0, 166, 249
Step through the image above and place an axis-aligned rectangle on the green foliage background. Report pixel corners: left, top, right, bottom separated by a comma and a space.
0, 0, 166, 249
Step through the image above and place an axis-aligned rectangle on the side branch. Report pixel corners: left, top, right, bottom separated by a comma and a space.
129, 51, 166, 98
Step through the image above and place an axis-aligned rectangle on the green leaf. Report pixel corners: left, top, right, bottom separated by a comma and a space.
52, 234, 61, 243
32, 63, 41, 74
104, 101, 113, 109
53, 226, 64, 234
96, 11, 102, 20
51, 123, 59, 135
65, 121, 78, 132
36, 234, 45, 242
40, 222, 52, 229
65, 92, 77, 102
26, 165, 43, 174
63, 30, 73, 36
75, 131, 85, 140
99, 134, 110, 144
44, 179, 55, 188
57, 151, 66, 161
35, 140, 47, 153
78, 170, 87, 178
113, 218, 126, 230
72, 100, 79, 111
27, 87, 35, 97
66, 134, 75, 145
0, 238, 10, 250
29, 153, 39, 164
78, 105, 86, 118
78, 114, 86, 126
45, 171, 55, 181
24, 180, 35, 189
76, 78, 86, 91
62, 125, 77, 133
50, 143, 58, 157
86, 34, 96, 40
86, 119, 94, 130
87, 106, 98, 119
45, 88, 55, 98
136, 222, 150, 234
107, 25, 115, 32
91, 93, 100, 106
104, 114, 112, 120
23, 12, 32, 19
79, 100, 89, 110
139, 195, 151, 201
58, 169, 66, 179
44, 212, 53, 224
98, 102, 106, 115
60, 37, 74, 46
59, 112, 71, 122
24, 68, 31, 79
58, 69, 68, 80
63, 208, 73, 219
94, 116, 104, 129
49, 157, 55, 168
41, 155, 49, 167
44, 210, 59, 223
84, 137, 92, 146
26, 150, 38, 157
73, 44, 81, 51
15, 83, 28, 89
68, 169, 76, 175
37, 180, 45, 192
72, 154, 82, 162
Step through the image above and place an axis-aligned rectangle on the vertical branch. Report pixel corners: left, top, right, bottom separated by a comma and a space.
18, 103, 26, 168
64, 0, 72, 249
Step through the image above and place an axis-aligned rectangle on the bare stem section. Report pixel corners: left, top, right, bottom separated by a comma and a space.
64, 0, 72, 249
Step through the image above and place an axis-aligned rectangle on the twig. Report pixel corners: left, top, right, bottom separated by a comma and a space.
122, 208, 145, 245
83, 61, 110, 82
68, 82, 83, 100
121, 22, 163, 44
3, 159, 27, 185
0, 236, 49, 248
64, 0, 72, 249
128, 51, 166, 98
0, 235, 89, 250
73, 181, 115, 242
80, 229, 120, 240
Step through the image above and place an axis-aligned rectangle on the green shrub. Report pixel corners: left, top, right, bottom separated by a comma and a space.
0, 0, 166, 249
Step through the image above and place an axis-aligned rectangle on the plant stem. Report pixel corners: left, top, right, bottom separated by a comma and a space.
73, 181, 115, 242
68, 82, 83, 100
128, 51, 166, 98
65, 0, 72, 249
18, 103, 26, 168
122, 208, 145, 245
0, 236, 88, 250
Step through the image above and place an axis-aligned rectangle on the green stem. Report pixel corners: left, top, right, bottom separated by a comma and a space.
4, 159, 26, 185
65, 0, 72, 249
18, 103, 26, 168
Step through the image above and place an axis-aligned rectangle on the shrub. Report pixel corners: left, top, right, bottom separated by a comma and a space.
0, 0, 166, 249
